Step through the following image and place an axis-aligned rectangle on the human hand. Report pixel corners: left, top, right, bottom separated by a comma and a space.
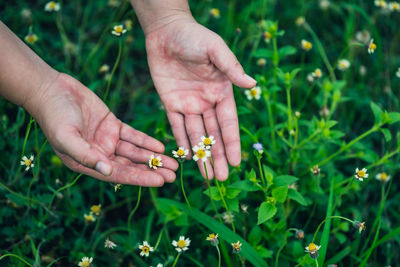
28, 73, 178, 186
145, 18, 256, 180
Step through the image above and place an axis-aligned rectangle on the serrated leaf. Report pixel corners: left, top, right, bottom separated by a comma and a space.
226, 188, 242, 199
272, 186, 288, 203
274, 175, 298, 187
230, 180, 260, 192
227, 197, 239, 213
248, 225, 262, 245
257, 202, 277, 224
287, 189, 309, 206
202, 187, 220, 200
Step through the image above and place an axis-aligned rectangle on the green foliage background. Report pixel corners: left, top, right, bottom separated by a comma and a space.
0, 0, 400, 266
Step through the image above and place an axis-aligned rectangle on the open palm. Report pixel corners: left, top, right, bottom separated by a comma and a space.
146, 20, 256, 180
36, 74, 178, 186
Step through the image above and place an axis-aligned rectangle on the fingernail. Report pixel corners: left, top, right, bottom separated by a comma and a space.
96, 161, 112, 176
244, 74, 257, 84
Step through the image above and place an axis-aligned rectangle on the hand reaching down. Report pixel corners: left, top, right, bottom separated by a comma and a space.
145, 18, 256, 180
30, 74, 178, 186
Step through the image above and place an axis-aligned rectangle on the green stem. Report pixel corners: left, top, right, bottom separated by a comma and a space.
314, 125, 380, 167
332, 179, 354, 211
256, 156, 266, 188
275, 228, 297, 267
264, 93, 276, 149
312, 216, 354, 243
315, 259, 319, 267
215, 179, 236, 233
294, 129, 321, 149
154, 227, 164, 251
180, 162, 191, 209
304, 23, 336, 82
286, 86, 292, 133
128, 186, 142, 240
21, 117, 34, 157
103, 38, 123, 103
216, 245, 221, 267
204, 162, 223, 224
48, 174, 83, 209
172, 253, 181, 267
0, 253, 33, 266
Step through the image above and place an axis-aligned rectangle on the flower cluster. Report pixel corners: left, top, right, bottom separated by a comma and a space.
84, 204, 102, 223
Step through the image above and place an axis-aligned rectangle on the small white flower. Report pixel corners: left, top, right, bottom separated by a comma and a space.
138, 241, 154, 257
104, 238, 117, 249
24, 33, 38, 45
319, 0, 330, 10
295, 17, 306, 26
355, 168, 369, 181
396, 67, 400, 78
311, 68, 323, 79
376, 172, 391, 183
375, 0, 388, 8
172, 236, 191, 253
44, 1, 60, 12
305, 243, 321, 259
245, 86, 261, 100
359, 65, 367, 76
20, 155, 34, 171
172, 147, 189, 159
307, 73, 314, 83
192, 145, 211, 162
355, 30, 371, 44
389, 1, 400, 11
84, 214, 96, 223
78, 257, 93, 267
301, 39, 313, 51
111, 25, 127, 36
201, 136, 216, 149
149, 155, 163, 169
222, 211, 234, 224
99, 64, 110, 74
114, 183, 122, 192
367, 39, 377, 54
337, 59, 351, 71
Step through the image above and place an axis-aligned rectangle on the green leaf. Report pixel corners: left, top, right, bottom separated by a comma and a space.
278, 46, 297, 57
226, 197, 239, 213
380, 128, 392, 142
370, 102, 384, 125
202, 187, 220, 201
253, 49, 273, 58
274, 175, 298, 187
230, 180, 259, 192
158, 198, 268, 267
248, 225, 262, 245
287, 189, 309, 206
226, 188, 242, 199
257, 202, 277, 224
388, 112, 400, 124
272, 186, 288, 203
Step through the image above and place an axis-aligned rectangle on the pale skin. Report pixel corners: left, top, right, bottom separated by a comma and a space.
0, 0, 255, 185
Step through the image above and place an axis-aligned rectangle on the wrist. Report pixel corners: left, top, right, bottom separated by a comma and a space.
130, 0, 195, 35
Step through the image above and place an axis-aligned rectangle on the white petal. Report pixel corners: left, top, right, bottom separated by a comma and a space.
22, 156, 28, 161
172, 240, 178, 246
193, 155, 199, 161
355, 168, 359, 173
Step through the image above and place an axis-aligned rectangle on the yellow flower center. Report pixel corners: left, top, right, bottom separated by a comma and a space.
308, 243, 317, 251
380, 172, 387, 180
340, 62, 347, 69
302, 41, 312, 50
177, 240, 186, 248
232, 241, 241, 250
210, 8, 220, 17
25, 159, 32, 166
115, 26, 123, 33
250, 88, 258, 97
49, 2, 56, 8
208, 234, 216, 239
151, 158, 160, 166
91, 205, 101, 214
204, 138, 212, 145
196, 150, 205, 158
357, 170, 365, 178
177, 149, 185, 156
142, 246, 149, 253
81, 261, 90, 267
369, 42, 376, 50
394, 3, 399, 9
264, 31, 272, 39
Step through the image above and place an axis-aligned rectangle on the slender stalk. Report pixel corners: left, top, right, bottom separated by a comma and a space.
286, 86, 293, 133
154, 227, 164, 251
332, 179, 354, 211
103, 38, 123, 103
256, 156, 266, 187
216, 245, 221, 267
172, 253, 181, 267
315, 259, 319, 267
48, 174, 83, 209
263, 93, 276, 149
128, 186, 142, 240
179, 162, 191, 209
0, 254, 33, 266
312, 216, 354, 243
21, 117, 34, 157
204, 162, 223, 224
275, 228, 297, 267
215, 179, 236, 233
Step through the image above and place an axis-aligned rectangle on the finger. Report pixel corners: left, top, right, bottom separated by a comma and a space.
57, 152, 165, 187
208, 36, 256, 88
203, 109, 229, 181
167, 112, 192, 157
185, 114, 214, 179
113, 155, 176, 183
56, 128, 113, 176
116, 140, 179, 171
120, 123, 165, 153
216, 92, 241, 166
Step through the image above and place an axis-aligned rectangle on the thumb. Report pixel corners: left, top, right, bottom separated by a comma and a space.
208, 36, 256, 88
57, 129, 113, 176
